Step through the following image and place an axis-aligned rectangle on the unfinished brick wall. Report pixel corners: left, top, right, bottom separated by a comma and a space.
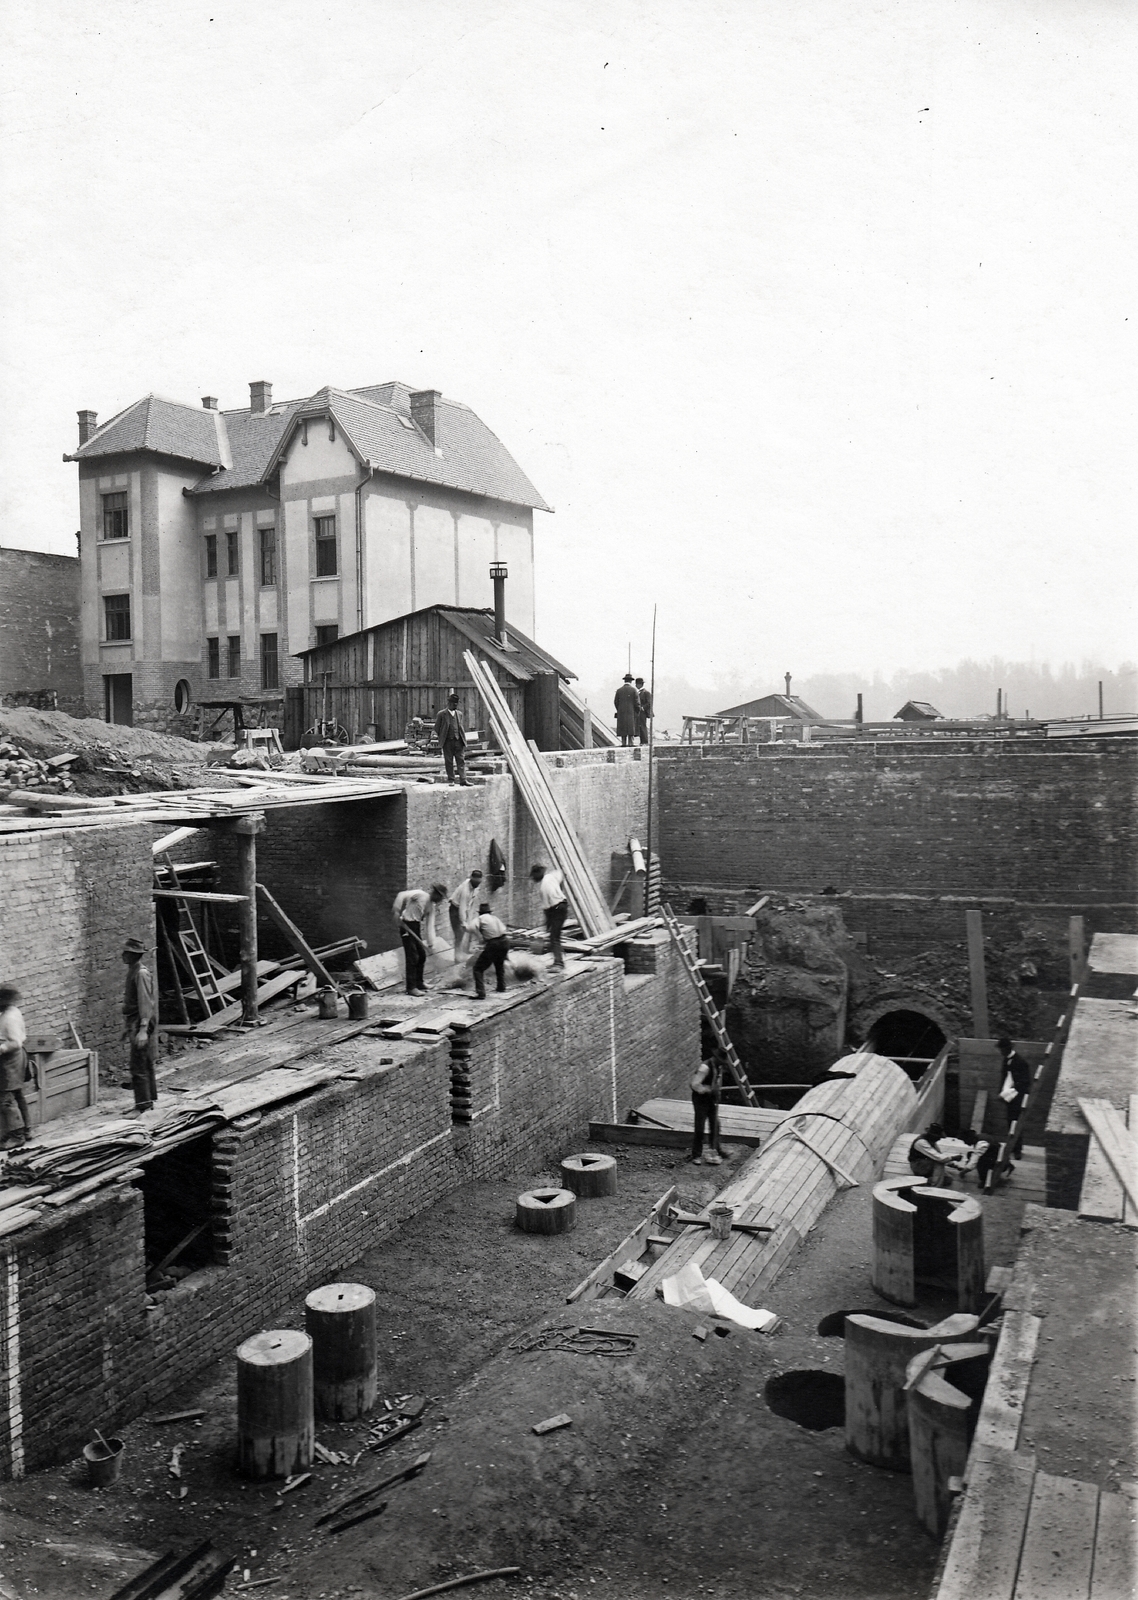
0, 822, 154, 1064
1, 946, 697, 1478
657, 739, 1138, 905
0, 547, 84, 713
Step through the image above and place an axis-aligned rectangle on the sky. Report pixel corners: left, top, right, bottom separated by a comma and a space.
1, 0, 1134, 712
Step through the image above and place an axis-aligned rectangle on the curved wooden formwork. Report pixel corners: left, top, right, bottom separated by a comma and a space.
630, 1053, 917, 1310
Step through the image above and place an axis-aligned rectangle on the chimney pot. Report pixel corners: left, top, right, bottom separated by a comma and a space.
490, 561, 508, 645
77, 409, 98, 445
201, 395, 218, 410
409, 388, 441, 445
249, 380, 273, 415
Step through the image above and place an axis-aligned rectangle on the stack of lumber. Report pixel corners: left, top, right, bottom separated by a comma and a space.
558, 683, 617, 749
7, 1118, 151, 1189
463, 650, 615, 938
630, 1054, 917, 1311
0, 1183, 51, 1239
1077, 1094, 1138, 1226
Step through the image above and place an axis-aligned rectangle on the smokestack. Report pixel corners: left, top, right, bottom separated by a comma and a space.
249, 380, 272, 415
856, 693, 863, 727
77, 410, 97, 445
785, 672, 792, 698
201, 396, 218, 410
490, 562, 508, 645
410, 389, 440, 445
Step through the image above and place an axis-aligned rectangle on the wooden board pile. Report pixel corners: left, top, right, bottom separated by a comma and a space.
463, 650, 615, 938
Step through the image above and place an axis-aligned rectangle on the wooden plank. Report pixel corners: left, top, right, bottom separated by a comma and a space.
152, 889, 249, 904
565, 1186, 677, 1303
972, 1311, 1040, 1456
937, 1445, 1037, 1600
1127, 1097, 1138, 1229
1014, 1472, 1098, 1600
255, 883, 336, 988
1091, 1489, 1137, 1600
966, 909, 990, 1039
161, 967, 305, 1034
1078, 1100, 1138, 1213
1079, 1131, 1126, 1222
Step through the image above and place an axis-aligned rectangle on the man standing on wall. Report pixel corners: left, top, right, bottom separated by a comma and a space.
122, 936, 158, 1113
996, 1036, 1032, 1165
615, 674, 640, 746
435, 693, 469, 786
448, 868, 484, 961
529, 863, 568, 971
393, 883, 448, 997
635, 676, 652, 745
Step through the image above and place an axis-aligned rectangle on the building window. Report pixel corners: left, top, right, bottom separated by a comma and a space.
226, 529, 239, 576
103, 592, 131, 641
102, 491, 128, 540
173, 679, 192, 714
207, 637, 220, 679
314, 515, 337, 577
227, 635, 241, 678
205, 534, 218, 578
315, 624, 339, 648
259, 527, 276, 586
260, 633, 279, 690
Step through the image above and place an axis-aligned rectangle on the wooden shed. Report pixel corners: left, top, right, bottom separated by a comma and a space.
290, 605, 611, 750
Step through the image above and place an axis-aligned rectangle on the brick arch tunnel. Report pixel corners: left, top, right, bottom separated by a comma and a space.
849, 993, 959, 1069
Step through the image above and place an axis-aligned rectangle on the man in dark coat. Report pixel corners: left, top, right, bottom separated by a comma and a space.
635, 677, 652, 744
614, 674, 639, 746
997, 1036, 1032, 1162
122, 936, 158, 1112
434, 693, 468, 785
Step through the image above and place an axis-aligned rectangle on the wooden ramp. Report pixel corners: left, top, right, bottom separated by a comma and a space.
634, 1098, 786, 1144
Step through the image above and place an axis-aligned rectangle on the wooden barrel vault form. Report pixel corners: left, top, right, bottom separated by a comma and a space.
236, 1328, 314, 1480
304, 1282, 378, 1422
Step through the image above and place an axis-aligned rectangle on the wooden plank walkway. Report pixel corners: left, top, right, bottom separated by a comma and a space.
633, 1098, 786, 1145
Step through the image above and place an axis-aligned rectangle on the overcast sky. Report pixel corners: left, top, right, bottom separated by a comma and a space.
2, 0, 1133, 703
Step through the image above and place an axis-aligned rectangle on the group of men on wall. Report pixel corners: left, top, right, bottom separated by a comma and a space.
614, 674, 653, 747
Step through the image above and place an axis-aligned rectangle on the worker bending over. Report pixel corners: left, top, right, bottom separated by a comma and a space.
529, 863, 567, 970
908, 1122, 950, 1186
393, 884, 447, 997
122, 936, 158, 1112
468, 903, 511, 999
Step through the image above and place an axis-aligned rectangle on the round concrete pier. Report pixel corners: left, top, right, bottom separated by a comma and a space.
305, 1282, 378, 1422
236, 1328, 314, 1480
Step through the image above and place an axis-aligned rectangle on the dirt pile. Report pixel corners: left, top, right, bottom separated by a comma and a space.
0, 707, 224, 796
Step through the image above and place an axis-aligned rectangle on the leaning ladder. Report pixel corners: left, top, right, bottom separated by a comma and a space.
157, 855, 228, 1017
661, 903, 758, 1107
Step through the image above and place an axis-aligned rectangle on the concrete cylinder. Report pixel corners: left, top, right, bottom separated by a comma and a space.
560, 1153, 618, 1198
516, 1188, 577, 1234
236, 1329, 314, 1480
305, 1282, 378, 1422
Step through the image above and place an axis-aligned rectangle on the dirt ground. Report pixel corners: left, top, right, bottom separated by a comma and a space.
0, 1135, 1050, 1600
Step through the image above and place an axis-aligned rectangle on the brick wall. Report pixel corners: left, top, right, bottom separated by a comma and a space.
0, 943, 698, 1477
0, 548, 84, 713
657, 740, 1138, 905
0, 822, 154, 1064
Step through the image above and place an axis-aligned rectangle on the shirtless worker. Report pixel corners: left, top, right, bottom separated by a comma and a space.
689, 1054, 725, 1165
393, 883, 448, 996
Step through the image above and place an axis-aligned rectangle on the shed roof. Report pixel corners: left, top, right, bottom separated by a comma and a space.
71, 383, 549, 512
297, 604, 574, 684
894, 700, 943, 720
715, 693, 826, 722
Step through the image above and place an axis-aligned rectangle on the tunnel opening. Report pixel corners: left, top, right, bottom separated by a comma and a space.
763, 1370, 845, 1431
866, 1010, 947, 1075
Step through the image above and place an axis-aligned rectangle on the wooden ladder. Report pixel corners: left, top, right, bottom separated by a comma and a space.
661, 903, 758, 1107
157, 855, 228, 1017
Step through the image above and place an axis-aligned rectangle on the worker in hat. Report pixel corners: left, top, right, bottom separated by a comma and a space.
635, 676, 652, 744
614, 673, 640, 746
434, 693, 468, 786
122, 936, 158, 1112
448, 868, 484, 961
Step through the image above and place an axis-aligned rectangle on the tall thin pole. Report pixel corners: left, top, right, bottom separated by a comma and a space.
644, 605, 657, 918
1098, 680, 1104, 720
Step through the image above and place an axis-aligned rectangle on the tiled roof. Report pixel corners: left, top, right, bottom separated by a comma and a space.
71, 395, 230, 468
296, 604, 574, 684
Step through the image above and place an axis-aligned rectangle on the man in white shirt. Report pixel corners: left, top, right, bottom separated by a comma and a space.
393, 883, 447, 996
448, 869, 484, 961
468, 904, 511, 998
529, 863, 568, 970
0, 984, 35, 1147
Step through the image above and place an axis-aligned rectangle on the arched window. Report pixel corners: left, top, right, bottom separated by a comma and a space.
173, 679, 192, 715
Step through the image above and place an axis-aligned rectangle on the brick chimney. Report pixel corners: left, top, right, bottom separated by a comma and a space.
77, 410, 97, 445
409, 389, 440, 444
201, 395, 218, 410
249, 380, 272, 415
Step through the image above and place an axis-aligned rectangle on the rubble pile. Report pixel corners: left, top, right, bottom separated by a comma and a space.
0, 741, 79, 793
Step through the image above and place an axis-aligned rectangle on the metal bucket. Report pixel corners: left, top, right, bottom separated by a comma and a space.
317, 987, 339, 1020
709, 1202, 734, 1241
83, 1436, 125, 1487
347, 990, 369, 1021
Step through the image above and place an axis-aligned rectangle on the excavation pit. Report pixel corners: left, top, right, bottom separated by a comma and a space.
764, 1370, 846, 1431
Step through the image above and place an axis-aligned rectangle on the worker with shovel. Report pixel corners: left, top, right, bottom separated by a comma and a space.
393, 884, 448, 996
468, 903, 511, 999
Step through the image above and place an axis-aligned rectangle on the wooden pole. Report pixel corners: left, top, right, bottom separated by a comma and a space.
305, 1283, 378, 1422
234, 814, 264, 1023
644, 604, 657, 918
236, 1329, 314, 1479
965, 910, 989, 1038
1098, 680, 1104, 719
1068, 915, 1086, 988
